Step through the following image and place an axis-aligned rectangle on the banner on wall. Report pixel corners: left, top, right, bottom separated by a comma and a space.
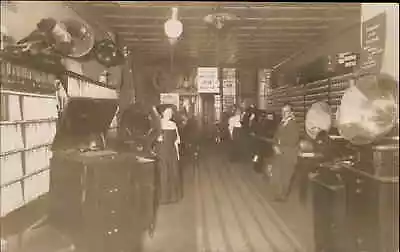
257, 69, 272, 110
160, 93, 180, 109
197, 67, 219, 93
359, 12, 386, 75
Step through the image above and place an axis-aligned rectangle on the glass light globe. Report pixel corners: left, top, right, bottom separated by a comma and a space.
164, 19, 183, 39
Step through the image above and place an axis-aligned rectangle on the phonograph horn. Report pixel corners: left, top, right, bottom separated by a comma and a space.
60, 19, 95, 58
336, 74, 398, 145
305, 101, 333, 140
15, 18, 95, 58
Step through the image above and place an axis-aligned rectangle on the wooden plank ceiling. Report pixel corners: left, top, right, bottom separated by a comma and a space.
75, 2, 361, 67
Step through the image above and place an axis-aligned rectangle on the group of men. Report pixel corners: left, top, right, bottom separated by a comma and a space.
227, 103, 300, 202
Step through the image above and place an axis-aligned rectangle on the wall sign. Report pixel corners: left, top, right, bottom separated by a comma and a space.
0, 1, 17, 12
160, 93, 179, 109
197, 67, 219, 93
359, 12, 386, 75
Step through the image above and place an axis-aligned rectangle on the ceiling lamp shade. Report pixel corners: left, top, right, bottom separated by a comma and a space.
164, 7, 183, 39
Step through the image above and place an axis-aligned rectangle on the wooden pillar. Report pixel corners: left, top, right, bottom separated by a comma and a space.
257, 69, 272, 110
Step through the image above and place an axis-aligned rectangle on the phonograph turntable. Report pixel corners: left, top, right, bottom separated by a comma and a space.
303, 73, 399, 252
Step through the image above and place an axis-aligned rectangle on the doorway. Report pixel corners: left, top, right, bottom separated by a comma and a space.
201, 94, 215, 138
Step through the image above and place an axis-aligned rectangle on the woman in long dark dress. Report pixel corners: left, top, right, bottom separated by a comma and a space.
154, 106, 183, 204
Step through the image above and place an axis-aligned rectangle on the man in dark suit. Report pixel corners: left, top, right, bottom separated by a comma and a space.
271, 103, 300, 201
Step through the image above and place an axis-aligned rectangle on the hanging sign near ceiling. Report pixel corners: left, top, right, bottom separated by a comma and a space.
197, 67, 220, 93
359, 12, 386, 75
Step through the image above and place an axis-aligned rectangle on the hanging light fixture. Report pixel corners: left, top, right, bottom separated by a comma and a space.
203, 13, 239, 31
164, 7, 183, 40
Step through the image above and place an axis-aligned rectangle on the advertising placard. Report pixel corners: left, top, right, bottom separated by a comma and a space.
197, 67, 219, 93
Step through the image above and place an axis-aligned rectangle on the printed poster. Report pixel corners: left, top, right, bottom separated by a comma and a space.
197, 67, 219, 93
359, 12, 386, 75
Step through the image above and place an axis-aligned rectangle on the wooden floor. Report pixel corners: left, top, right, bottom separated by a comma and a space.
143, 145, 309, 252
6, 145, 313, 252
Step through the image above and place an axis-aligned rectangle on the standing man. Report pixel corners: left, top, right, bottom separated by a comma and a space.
271, 103, 300, 201
228, 108, 244, 162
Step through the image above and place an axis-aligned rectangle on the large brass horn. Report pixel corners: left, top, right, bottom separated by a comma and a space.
14, 18, 94, 58
305, 101, 333, 140
336, 74, 398, 145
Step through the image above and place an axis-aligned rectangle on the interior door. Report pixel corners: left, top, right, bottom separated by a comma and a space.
201, 94, 215, 136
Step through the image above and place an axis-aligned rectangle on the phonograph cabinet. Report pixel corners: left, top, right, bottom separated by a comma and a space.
48, 97, 158, 252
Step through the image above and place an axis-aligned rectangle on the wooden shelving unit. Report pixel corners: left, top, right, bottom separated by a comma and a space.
267, 73, 355, 137
0, 51, 118, 218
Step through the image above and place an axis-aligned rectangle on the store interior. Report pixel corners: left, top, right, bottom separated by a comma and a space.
0, 2, 399, 252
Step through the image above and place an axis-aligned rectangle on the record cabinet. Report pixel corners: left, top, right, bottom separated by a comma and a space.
343, 149, 399, 252
310, 164, 350, 252
48, 97, 158, 252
